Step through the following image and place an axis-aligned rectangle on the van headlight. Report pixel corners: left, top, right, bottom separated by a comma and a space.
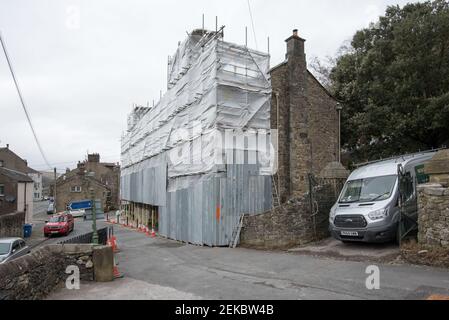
368, 208, 389, 221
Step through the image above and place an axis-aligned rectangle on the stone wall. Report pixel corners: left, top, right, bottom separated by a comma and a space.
0, 244, 95, 300
240, 183, 336, 249
0, 211, 25, 238
418, 183, 449, 247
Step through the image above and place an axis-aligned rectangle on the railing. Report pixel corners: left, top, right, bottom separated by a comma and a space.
58, 226, 110, 245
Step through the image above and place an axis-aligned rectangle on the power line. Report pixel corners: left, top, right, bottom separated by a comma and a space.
0, 31, 53, 170
247, 0, 258, 50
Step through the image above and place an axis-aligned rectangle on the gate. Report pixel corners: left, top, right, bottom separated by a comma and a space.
397, 164, 418, 244
308, 174, 321, 241
308, 173, 346, 241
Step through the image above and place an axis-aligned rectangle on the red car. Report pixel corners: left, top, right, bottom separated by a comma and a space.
44, 213, 75, 237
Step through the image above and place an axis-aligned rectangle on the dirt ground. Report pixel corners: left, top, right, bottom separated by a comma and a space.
401, 239, 449, 269
288, 237, 401, 264
289, 237, 449, 270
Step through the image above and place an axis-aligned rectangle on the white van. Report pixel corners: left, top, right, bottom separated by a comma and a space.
329, 152, 436, 243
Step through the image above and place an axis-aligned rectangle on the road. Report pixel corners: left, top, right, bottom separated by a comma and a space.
49, 224, 449, 300
27, 200, 107, 248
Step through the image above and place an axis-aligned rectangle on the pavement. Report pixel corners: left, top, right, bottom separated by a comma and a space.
49, 278, 201, 300
48, 224, 449, 300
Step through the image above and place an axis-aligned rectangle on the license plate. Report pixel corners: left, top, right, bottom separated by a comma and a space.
341, 231, 359, 237
51, 231, 59, 234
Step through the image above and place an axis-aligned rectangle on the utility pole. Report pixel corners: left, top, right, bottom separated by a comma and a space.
53, 167, 57, 211
89, 187, 99, 244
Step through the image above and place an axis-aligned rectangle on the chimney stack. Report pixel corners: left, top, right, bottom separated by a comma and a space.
285, 28, 306, 59
88, 153, 100, 163
6, 144, 9, 149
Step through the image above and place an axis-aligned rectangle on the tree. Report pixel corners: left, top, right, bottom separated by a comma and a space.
329, 0, 449, 164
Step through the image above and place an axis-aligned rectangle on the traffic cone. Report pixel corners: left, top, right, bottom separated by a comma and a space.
151, 228, 156, 238
145, 226, 150, 236
111, 235, 118, 252
112, 257, 123, 279
107, 235, 116, 252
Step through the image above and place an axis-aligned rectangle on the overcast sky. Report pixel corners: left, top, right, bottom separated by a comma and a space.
0, 0, 422, 172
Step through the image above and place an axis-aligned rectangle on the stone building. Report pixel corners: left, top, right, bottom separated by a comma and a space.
0, 144, 43, 201
0, 167, 34, 223
240, 30, 342, 249
55, 154, 120, 212
271, 30, 339, 203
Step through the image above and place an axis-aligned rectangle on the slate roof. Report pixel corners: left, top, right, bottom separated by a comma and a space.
0, 167, 34, 182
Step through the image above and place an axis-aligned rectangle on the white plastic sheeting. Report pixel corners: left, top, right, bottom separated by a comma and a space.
121, 31, 272, 179
120, 31, 273, 246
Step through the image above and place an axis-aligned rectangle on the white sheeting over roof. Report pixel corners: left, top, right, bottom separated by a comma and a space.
121, 31, 272, 179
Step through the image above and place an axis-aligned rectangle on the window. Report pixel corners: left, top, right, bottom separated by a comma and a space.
70, 186, 82, 193
0, 184, 4, 196
339, 175, 397, 203
49, 216, 66, 223
0, 160, 3, 167
0, 243, 10, 255
12, 241, 20, 252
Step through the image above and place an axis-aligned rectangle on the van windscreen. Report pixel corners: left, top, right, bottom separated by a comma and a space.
339, 175, 397, 203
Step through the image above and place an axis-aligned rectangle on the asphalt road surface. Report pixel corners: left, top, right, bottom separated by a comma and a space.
49, 224, 449, 300
27, 200, 106, 249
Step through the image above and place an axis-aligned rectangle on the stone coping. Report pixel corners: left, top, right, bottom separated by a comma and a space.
417, 183, 449, 196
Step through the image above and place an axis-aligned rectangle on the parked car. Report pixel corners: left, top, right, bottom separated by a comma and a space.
329, 152, 436, 244
44, 213, 75, 237
68, 209, 85, 218
47, 202, 55, 215
0, 238, 31, 264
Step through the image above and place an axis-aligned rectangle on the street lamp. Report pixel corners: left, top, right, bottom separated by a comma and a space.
89, 187, 99, 245
336, 103, 343, 163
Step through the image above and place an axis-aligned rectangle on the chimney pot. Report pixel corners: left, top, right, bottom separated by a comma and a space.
6, 144, 9, 149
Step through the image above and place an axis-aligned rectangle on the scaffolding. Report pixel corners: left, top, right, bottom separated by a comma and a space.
120, 29, 273, 246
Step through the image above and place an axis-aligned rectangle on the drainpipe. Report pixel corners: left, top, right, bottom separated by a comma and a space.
24, 182, 27, 222
336, 103, 343, 163
275, 91, 281, 198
